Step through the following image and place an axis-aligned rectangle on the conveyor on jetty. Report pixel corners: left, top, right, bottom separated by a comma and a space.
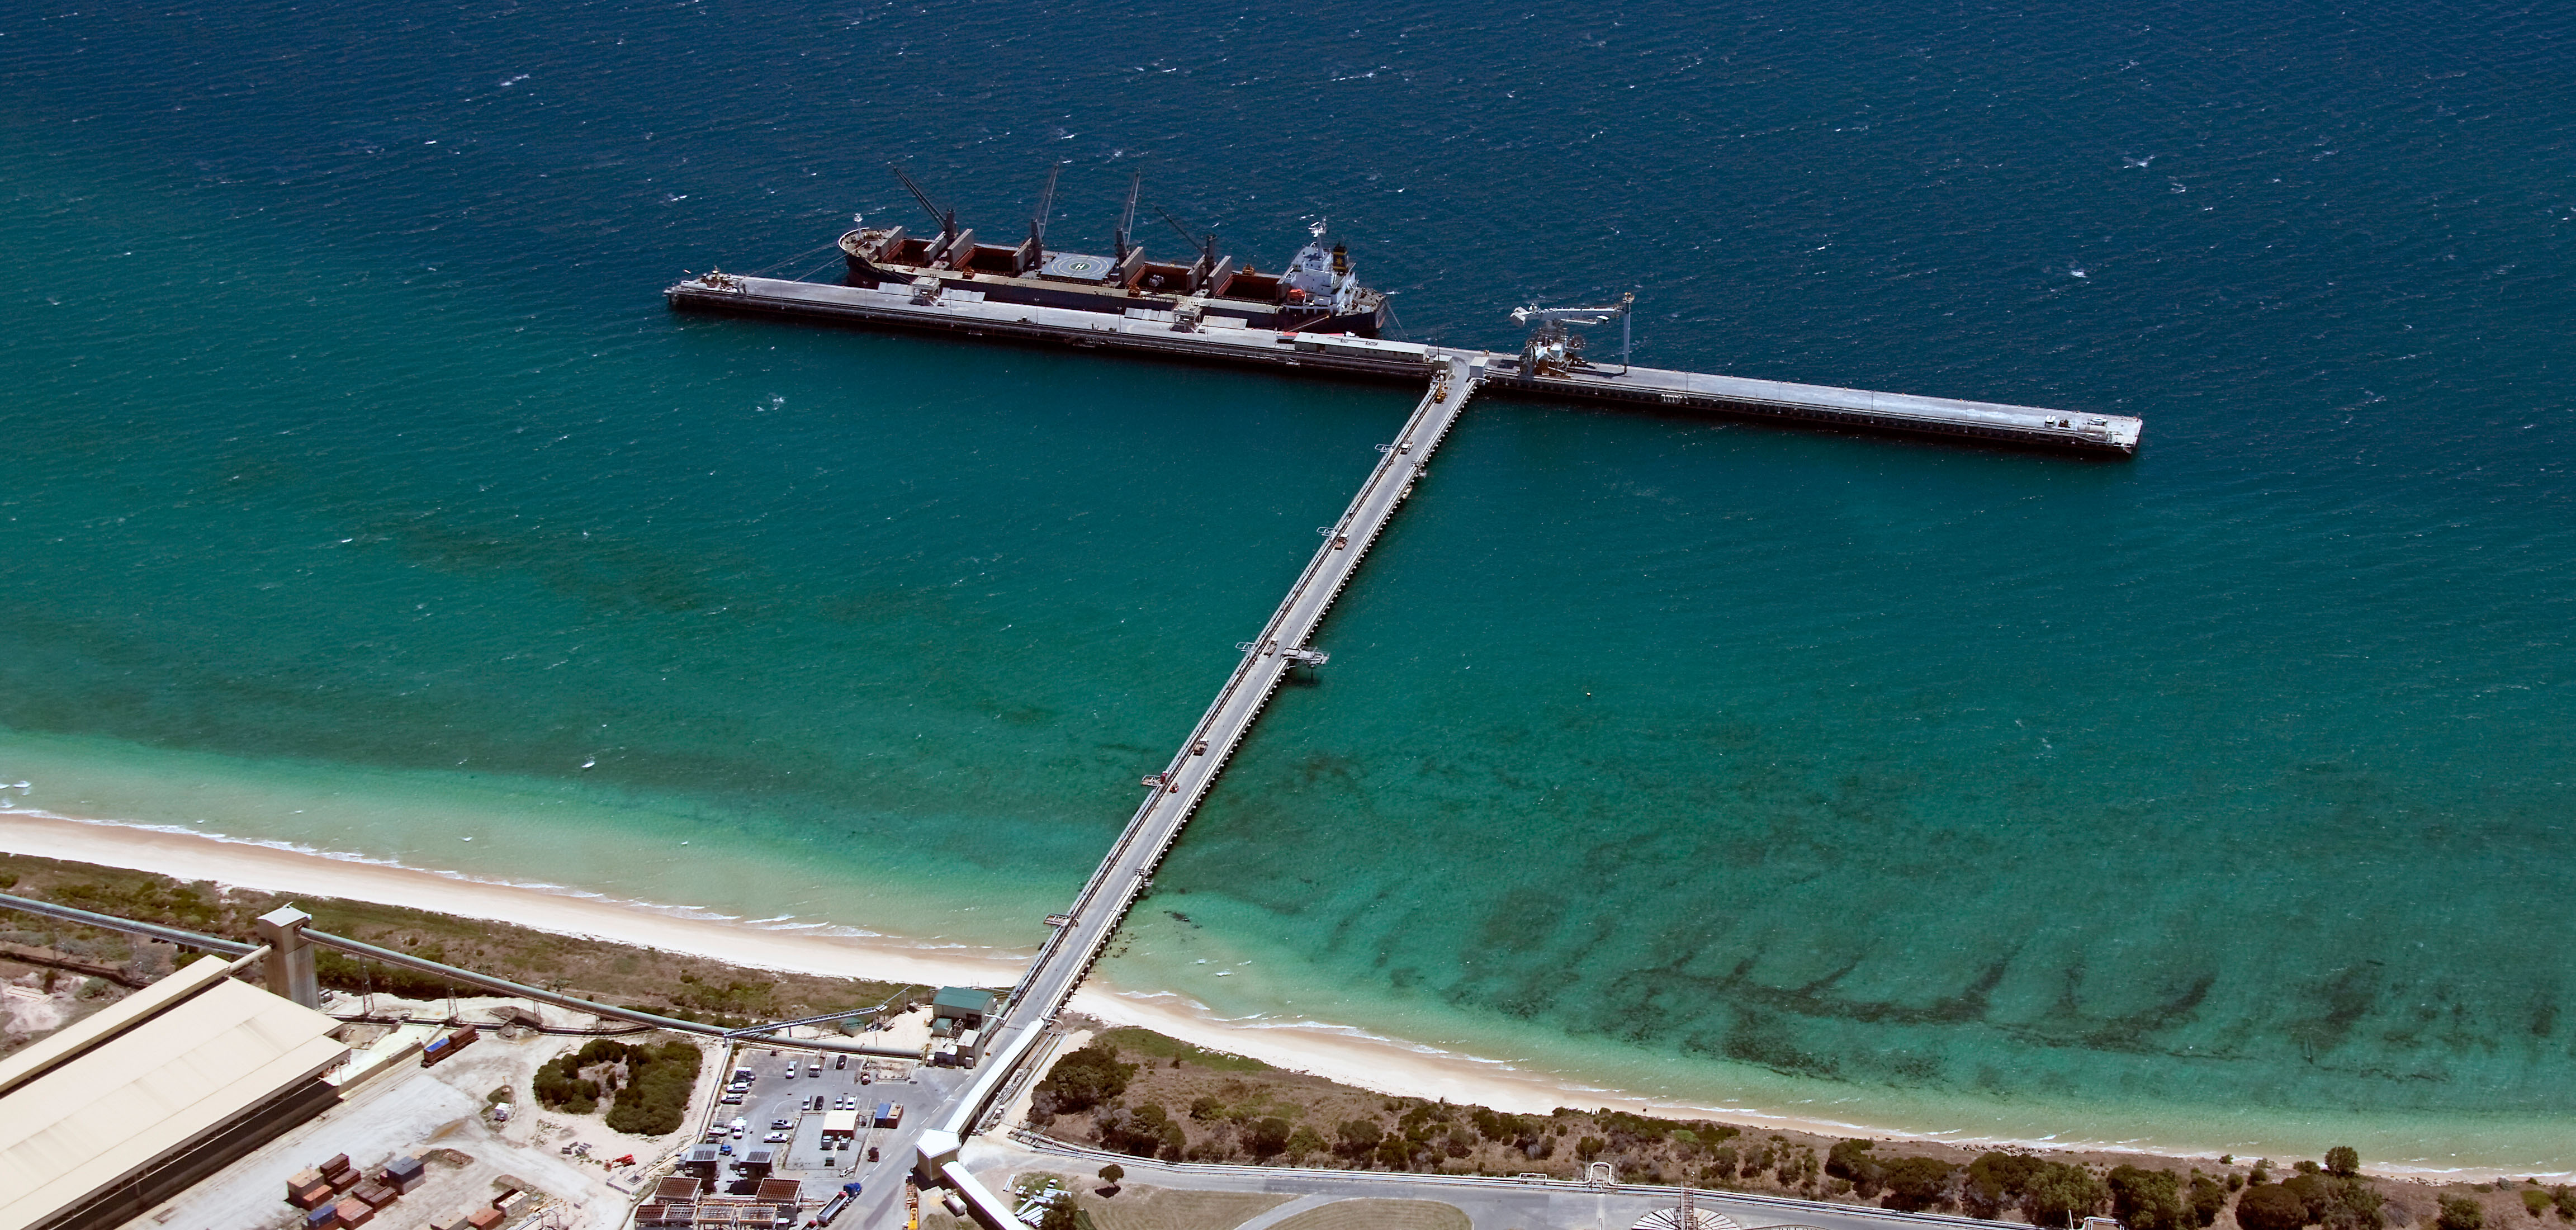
665, 272, 2143, 455
908, 357, 1479, 1223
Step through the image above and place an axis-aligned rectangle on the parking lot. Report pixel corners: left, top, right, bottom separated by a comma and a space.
698, 1047, 923, 1181
692, 1042, 973, 1225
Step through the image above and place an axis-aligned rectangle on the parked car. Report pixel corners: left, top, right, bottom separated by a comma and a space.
834, 1055, 847, 1070
771, 1119, 792, 1130
763, 1132, 789, 1143
719, 1094, 744, 1105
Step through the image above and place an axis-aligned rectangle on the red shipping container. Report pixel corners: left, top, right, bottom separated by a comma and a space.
337, 1198, 375, 1228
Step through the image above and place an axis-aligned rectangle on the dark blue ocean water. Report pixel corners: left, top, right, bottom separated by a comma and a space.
4, 0, 2572, 1166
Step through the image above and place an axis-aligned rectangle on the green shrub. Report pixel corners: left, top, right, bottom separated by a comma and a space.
533, 1054, 599, 1113
1246, 1117, 1293, 1157
2438, 1197, 2485, 1230
1829, 1140, 1884, 1195
1096, 1103, 1183, 1159
2327, 1148, 2361, 1178
2523, 1192, 2554, 1218
2237, 1184, 2310, 1230
2025, 1161, 2110, 1227
1964, 1153, 2048, 1218
2188, 1171, 2231, 1227
2283, 1171, 2385, 1230
604, 1040, 702, 1135
2110, 1166, 2188, 1230
1705, 1146, 1739, 1181
314, 950, 457, 1000
1881, 1157, 1957, 1213
1035, 1043, 1138, 1115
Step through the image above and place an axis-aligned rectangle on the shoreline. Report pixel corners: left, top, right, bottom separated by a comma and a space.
0, 808, 2554, 1179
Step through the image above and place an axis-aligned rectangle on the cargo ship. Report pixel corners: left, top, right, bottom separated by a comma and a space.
835, 165, 1390, 337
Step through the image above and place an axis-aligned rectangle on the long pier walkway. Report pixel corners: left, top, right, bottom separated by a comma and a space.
667, 273, 2143, 455
915, 357, 1482, 1213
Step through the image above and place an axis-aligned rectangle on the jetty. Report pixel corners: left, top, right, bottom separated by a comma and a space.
665, 272, 2143, 455
904, 354, 1481, 1222
663, 246, 2140, 1226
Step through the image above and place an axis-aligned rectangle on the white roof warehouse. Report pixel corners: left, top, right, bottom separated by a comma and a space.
0, 954, 349, 1230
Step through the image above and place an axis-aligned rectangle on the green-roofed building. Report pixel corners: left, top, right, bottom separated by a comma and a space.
930, 987, 997, 1032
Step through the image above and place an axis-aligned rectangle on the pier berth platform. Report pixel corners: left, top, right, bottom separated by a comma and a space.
665, 272, 2143, 456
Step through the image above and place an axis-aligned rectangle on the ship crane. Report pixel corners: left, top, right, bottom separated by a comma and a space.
1510, 293, 1635, 377
888, 163, 957, 243
1112, 169, 1144, 261
1022, 159, 1064, 274
1028, 160, 1063, 252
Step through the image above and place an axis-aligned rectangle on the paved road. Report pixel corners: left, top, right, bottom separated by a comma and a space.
971, 1136, 2019, 1230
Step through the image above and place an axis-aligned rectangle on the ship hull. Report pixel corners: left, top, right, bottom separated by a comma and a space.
841, 232, 1386, 338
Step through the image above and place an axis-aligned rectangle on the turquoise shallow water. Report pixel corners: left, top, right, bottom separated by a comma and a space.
5, 0, 2574, 1169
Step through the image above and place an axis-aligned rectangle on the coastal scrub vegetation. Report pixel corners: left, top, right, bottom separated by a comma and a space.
532, 1038, 703, 1134
1033, 1041, 1139, 1117
1019, 1039, 2508, 1230
0, 853, 922, 1028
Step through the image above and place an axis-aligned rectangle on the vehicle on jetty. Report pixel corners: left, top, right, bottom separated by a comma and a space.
837, 164, 1390, 337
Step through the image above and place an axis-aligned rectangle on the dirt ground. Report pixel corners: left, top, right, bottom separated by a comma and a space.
115, 1022, 662, 1230
1267, 1199, 1471, 1230
0, 955, 135, 1059
1007, 1171, 1294, 1230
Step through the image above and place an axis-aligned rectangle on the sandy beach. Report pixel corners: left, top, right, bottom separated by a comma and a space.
0, 808, 1684, 1120
4, 807, 2559, 1178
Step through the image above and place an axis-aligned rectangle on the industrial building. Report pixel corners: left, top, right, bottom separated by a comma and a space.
0, 953, 349, 1230
927, 988, 994, 1033
927, 987, 995, 1067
